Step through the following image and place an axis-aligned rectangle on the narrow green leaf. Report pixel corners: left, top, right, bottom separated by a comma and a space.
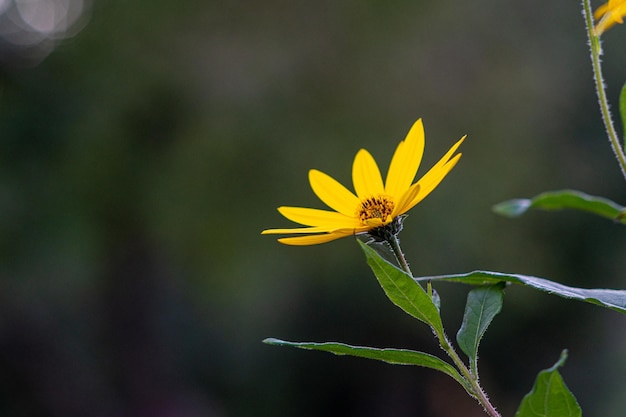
456, 284, 504, 375
263, 338, 469, 390
493, 189, 626, 224
418, 270, 626, 314
515, 350, 581, 417
358, 240, 444, 335
619, 84, 626, 143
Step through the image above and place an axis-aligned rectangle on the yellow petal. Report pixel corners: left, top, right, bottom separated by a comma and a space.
352, 149, 384, 199
608, 0, 626, 20
262, 225, 338, 234
277, 232, 353, 245
595, 2, 610, 19
277, 206, 360, 228
364, 217, 385, 228
401, 135, 465, 212
385, 119, 425, 198
429, 135, 465, 173
595, 15, 618, 34
309, 169, 360, 216
618, 6, 626, 23
392, 184, 421, 217
332, 225, 371, 235
405, 153, 462, 212
594, 0, 626, 34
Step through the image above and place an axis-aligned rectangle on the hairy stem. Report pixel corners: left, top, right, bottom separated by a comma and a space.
385, 234, 413, 277
438, 334, 501, 417
582, 0, 626, 181
386, 236, 501, 417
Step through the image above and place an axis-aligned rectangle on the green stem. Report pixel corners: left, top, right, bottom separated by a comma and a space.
386, 235, 434, 297
439, 334, 501, 417
386, 236, 501, 417
386, 234, 413, 277
582, 0, 626, 181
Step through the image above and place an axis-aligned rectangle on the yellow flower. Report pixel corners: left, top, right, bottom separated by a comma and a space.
262, 119, 466, 245
594, 0, 626, 35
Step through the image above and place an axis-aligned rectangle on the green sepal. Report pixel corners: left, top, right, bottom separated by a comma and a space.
417, 270, 626, 314
515, 350, 581, 417
456, 284, 504, 376
493, 189, 626, 224
358, 240, 444, 336
263, 338, 471, 392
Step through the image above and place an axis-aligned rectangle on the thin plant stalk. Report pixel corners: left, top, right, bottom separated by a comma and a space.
386, 235, 434, 297
582, 0, 626, 181
385, 235, 413, 277
386, 236, 501, 417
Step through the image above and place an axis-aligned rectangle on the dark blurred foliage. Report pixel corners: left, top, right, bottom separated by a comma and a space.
1, 0, 626, 416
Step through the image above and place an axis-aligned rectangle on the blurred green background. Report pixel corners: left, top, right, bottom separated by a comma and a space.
1, 0, 626, 416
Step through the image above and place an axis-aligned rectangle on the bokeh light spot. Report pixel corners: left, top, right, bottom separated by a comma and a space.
0, 0, 89, 66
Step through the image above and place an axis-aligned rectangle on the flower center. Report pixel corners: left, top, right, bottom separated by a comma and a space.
357, 195, 395, 224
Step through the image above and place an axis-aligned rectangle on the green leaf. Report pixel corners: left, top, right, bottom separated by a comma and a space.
358, 240, 444, 336
493, 189, 626, 224
418, 270, 626, 314
456, 284, 504, 375
619, 84, 626, 142
263, 338, 470, 391
515, 350, 581, 417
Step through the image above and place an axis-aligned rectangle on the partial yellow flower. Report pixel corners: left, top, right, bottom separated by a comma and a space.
594, 0, 626, 36
262, 119, 466, 245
